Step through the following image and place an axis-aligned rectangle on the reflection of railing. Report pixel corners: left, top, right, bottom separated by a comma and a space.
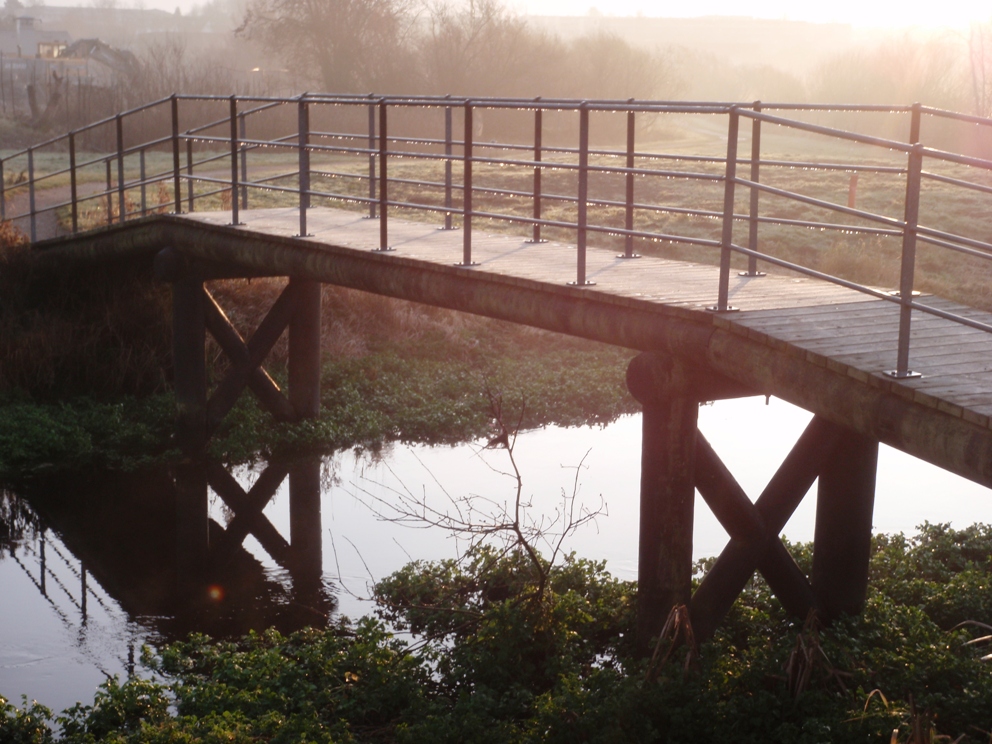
7, 523, 133, 678
3, 457, 329, 671
5, 94, 992, 377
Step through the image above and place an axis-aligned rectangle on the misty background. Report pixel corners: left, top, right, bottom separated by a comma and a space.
1, 0, 991, 143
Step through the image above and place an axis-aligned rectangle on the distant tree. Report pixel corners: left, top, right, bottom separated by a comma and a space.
810, 34, 966, 110
414, 0, 560, 96
969, 22, 992, 117
558, 31, 678, 100
237, 0, 411, 92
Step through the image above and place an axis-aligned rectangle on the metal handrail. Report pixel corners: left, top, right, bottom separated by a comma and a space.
6, 93, 992, 378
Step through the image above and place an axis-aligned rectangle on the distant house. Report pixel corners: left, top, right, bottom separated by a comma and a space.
0, 14, 137, 122
61, 38, 140, 86
0, 15, 70, 58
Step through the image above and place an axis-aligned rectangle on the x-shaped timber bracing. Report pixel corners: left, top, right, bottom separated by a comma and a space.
204, 288, 298, 433
207, 459, 293, 571
160, 245, 322, 455
628, 351, 878, 648
691, 418, 840, 641
173, 457, 323, 600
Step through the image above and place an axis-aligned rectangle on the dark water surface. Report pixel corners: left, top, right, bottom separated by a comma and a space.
2, 396, 989, 713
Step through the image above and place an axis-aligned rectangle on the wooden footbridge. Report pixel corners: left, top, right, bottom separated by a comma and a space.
7, 94, 992, 647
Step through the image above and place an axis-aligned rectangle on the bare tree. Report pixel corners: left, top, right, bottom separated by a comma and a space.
415, 0, 562, 97
237, 0, 413, 92
559, 32, 677, 101
969, 22, 992, 117
343, 389, 606, 607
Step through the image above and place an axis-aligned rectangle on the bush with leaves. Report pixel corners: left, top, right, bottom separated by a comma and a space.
2, 524, 991, 742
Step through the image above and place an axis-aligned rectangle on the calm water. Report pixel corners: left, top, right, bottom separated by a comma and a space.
2, 396, 990, 713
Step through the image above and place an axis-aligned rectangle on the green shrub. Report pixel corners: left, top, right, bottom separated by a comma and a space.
7, 525, 989, 742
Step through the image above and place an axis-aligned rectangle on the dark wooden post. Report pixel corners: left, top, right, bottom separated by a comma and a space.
174, 461, 209, 598
812, 428, 878, 619
172, 272, 207, 455
288, 278, 321, 420
289, 456, 323, 594
626, 352, 697, 650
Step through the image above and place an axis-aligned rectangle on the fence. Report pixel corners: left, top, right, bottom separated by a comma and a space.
4, 93, 992, 378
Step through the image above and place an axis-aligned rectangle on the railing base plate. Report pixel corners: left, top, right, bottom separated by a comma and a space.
883, 369, 923, 379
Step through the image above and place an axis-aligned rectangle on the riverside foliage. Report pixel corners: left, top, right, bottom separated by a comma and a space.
2, 524, 991, 743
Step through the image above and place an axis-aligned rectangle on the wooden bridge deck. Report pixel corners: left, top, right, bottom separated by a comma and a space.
34, 205, 992, 490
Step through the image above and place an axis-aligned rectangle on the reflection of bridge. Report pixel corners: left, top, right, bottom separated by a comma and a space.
9, 93, 992, 647
9, 459, 332, 642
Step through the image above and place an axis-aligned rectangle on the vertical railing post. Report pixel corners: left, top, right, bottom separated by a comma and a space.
620, 101, 640, 259
741, 101, 766, 277
171, 95, 182, 213
885, 102, 924, 379
374, 99, 392, 251
528, 99, 546, 243
443, 99, 454, 230
297, 96, 311, 237
229, 95, 241, 225
69, 132, 78, 232
367, 95, 377, 219
139, 148, 147, 217
27, 147, 36, 242
711, 106, 740, 312
116, 113, 125, 224
39, 533, 46, 595
186, 137, 194, 213
0, 158, 5, 222
887, 141, 924, 379
239, 112, 248, 209
104, 158, 112, 227
570, 102, 593, 286
458, 100, 477, 266
909, 100, 922, 146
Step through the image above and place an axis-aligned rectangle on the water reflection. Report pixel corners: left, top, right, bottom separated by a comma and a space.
0, 456, 334, 713
3, 397, 991, 713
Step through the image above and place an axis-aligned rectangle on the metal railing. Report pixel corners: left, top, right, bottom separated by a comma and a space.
5, 93, 992, 378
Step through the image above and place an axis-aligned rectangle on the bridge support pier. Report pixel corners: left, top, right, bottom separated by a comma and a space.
289, 456, 324, 597
627, 351, 880, 651
172, 274, 208, 456
628, 353, 697, 649
158, 247, 323, 456
812, 431, 878, 619
626, 351, 755, 650
288, 279, 322, 420
174, 460, 209, 598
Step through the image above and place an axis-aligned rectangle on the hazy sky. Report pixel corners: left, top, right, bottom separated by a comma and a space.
509, 0, 990, 28
143, 0, 989, 30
